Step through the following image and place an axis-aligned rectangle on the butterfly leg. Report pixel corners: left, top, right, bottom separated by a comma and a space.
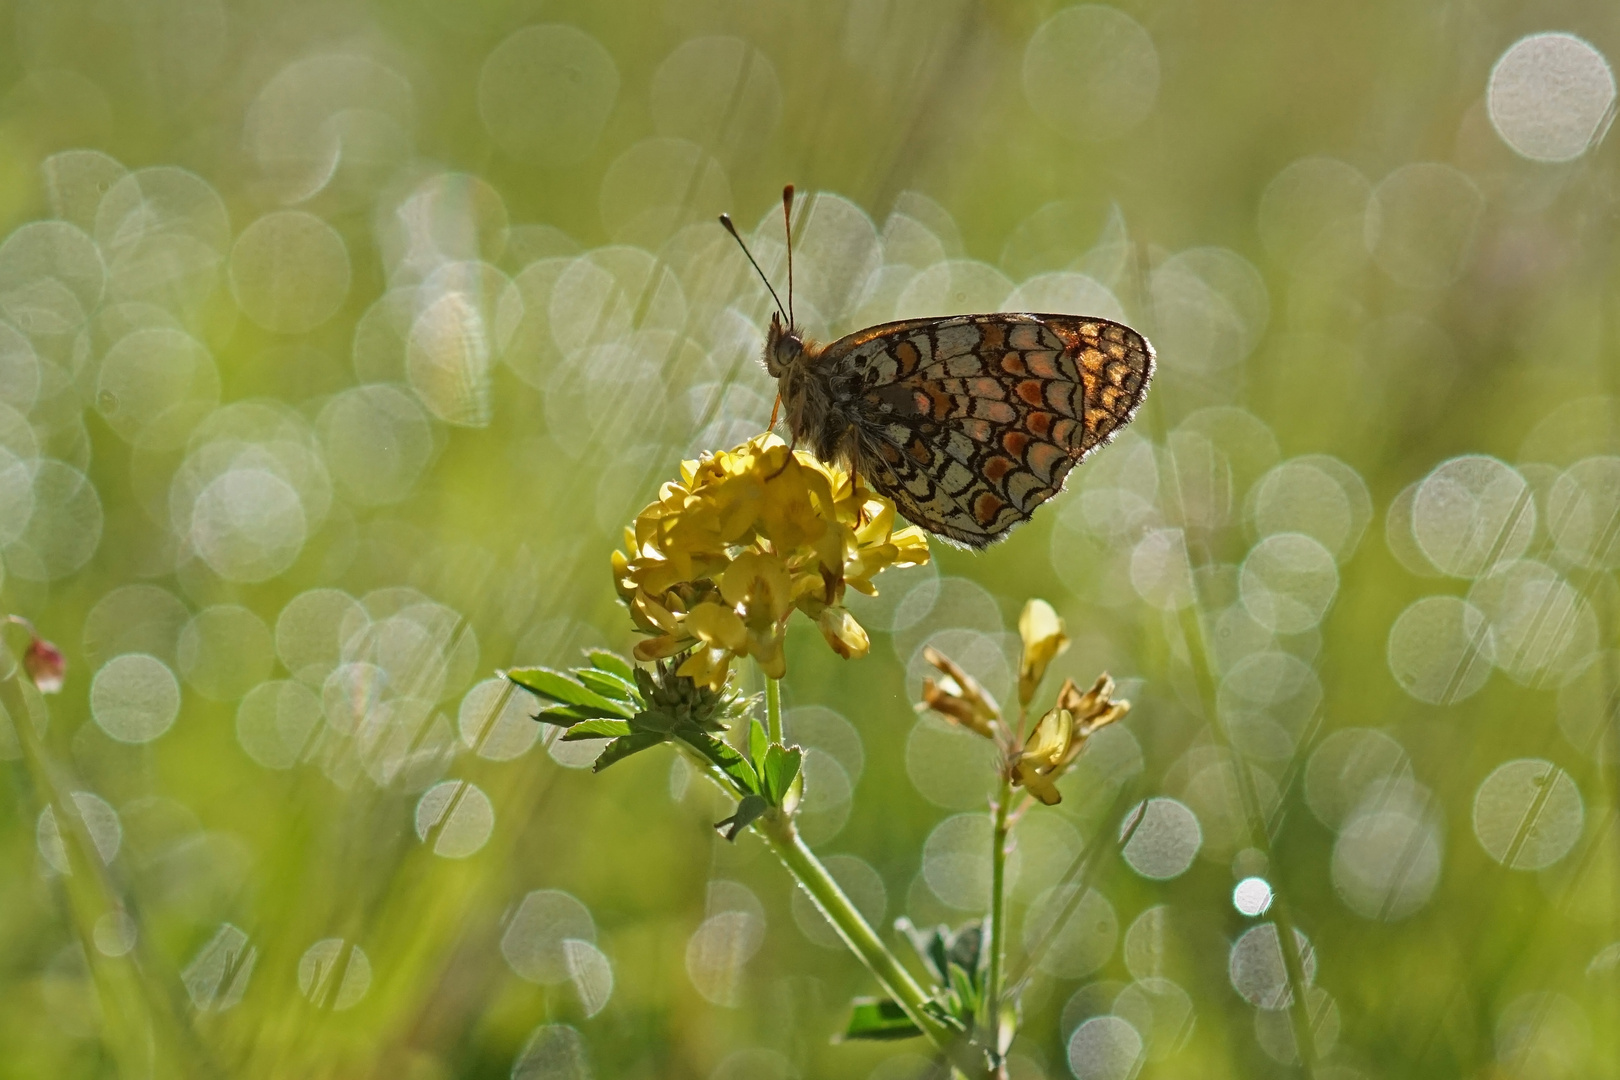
769, 394, 782, 430
765, 435, 799, 481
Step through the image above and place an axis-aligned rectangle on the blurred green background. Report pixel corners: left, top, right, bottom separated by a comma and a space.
1, 1, 1618, 1077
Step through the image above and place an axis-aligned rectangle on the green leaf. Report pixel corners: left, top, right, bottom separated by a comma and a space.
533, 706, 582, 728
840, 998, 923, 1042
896, 917, 952, 985
675, 730, 760, 796
748, 718, 767, 772
946, 920, 985, 981
575, 667, 638, 703
536, 702, 635, 724
714, 794, 769, 841
507, 668, 634, 717
586, 650, 636, 683
591, 731, 667, 772
762, 744, 803, 806
947, 961, 980, 1023
561, 718, 633, 740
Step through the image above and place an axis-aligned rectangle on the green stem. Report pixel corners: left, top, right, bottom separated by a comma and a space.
754, 811, 991, 1079
766, 675, 783, 744
983, 775, 1012, 1059
1, 664, 194, 1077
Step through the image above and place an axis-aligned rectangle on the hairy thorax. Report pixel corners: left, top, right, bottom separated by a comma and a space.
778, 353, 855, 465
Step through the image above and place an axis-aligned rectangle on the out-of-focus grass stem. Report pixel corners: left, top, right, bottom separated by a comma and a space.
1174, 599, 1319, 1076
0, 659, 198, 1079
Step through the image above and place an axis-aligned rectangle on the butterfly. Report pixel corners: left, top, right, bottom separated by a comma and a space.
720, 187, 1154, 549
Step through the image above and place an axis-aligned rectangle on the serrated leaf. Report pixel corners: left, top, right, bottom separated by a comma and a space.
840, 998, 923, 1041
586, 650, 636, 683
561, 718, 633, 740
748, 718, 767, 772
575, 668, 637, 702
714, 794, 769, 841
507, 668, 634, 717
676, 730, 760, 796
591, 731, 666, 772
762, 744, 803, 806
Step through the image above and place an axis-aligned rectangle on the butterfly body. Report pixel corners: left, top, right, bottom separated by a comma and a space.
764, 310, 1154, 548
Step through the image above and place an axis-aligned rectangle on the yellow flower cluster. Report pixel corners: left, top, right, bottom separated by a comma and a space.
613, 433, 931, 689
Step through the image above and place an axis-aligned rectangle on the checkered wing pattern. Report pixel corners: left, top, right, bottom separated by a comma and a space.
822, 313, 1154, 547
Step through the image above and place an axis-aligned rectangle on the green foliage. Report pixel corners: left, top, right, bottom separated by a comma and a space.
891, 917, 988, 1036
841, 997, 924, 1042
508, 653, 753, 775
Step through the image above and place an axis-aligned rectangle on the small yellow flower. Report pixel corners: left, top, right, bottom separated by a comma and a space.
1017, 598, 1069, 706
1009, 674, 1130, 805
613, 433, 930, 688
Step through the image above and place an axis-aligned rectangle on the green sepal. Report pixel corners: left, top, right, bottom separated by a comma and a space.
840, 998, 923, 1041
586, 650, 636, 682
561, 718, 633, 740
714, 794, 769, 841
632, 665, 658, 701
507, 667, 635, 718
575, 667, 637, 702
762, 744, 803, 806
748, 718, 768, 772
591, 730, 667, 771
675, 730, 760, 796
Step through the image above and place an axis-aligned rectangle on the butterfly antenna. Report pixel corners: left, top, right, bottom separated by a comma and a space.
782, 184, 795, 327
718, 213, 787, 321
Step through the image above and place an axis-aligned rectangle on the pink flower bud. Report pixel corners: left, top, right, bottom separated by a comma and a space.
24, 636, 65, 694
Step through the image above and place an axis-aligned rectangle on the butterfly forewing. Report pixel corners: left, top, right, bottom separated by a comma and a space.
820, 313, 1153, 547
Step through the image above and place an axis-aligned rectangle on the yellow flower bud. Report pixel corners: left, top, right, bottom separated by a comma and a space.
1017, 598, 1070, 705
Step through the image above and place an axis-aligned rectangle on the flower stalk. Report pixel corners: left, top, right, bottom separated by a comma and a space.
753, 810, 992, 1079
766, 674, 783, 746
983, 773, 1013, 1062
1, 631, 196, 1076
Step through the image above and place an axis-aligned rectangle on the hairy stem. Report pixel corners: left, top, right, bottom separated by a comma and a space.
1, 660, 194, 1077
983, 775, 1012, 1061
766, 675, 783, 745
754, 810, 992, 1079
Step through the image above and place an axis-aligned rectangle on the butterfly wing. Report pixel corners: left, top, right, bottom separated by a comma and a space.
818, 313, 1153, 547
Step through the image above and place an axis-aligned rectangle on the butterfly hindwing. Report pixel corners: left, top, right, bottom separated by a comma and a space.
819, 313, 1154, 547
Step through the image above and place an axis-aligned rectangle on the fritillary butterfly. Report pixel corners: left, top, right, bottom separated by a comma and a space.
721, 188, 1154, 549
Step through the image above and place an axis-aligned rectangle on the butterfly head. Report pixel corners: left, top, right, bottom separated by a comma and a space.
764, 311, 808, 378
